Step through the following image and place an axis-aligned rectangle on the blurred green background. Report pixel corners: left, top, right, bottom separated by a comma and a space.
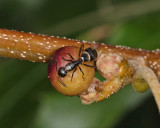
0, 0, 160, 128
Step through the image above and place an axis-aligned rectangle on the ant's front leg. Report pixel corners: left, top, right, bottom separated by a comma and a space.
63, 57, 73, 63
66, 53, 74, 61
63, 53, 75, 62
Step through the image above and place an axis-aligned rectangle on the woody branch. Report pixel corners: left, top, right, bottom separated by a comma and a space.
0, 28, 160, 78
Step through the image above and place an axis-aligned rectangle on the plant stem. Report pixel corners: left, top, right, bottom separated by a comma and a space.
0, 28, 160, 76
129, 60, 160, 112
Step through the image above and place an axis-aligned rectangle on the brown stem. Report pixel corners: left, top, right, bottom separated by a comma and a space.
0, 28, 160, 79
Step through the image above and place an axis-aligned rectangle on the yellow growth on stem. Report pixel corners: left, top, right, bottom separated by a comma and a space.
129, 60, 160, 112
135, 68, 160, 112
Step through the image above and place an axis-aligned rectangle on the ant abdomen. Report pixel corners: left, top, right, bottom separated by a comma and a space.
85, 48, 97, 61
81, 48, 97, 62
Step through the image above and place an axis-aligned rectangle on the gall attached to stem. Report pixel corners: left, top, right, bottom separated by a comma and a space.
48, 46, 96, 96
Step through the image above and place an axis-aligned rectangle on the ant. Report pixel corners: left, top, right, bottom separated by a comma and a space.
56, 44, 97, 87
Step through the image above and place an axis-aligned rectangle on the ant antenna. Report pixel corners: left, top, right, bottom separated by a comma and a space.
58, 77, 67, 87
79, 43, 84, 58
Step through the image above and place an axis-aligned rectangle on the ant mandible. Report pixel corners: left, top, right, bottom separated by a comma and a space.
56, 44, 97, 87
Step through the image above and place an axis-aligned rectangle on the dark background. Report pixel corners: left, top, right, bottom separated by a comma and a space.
0, 0, 160, 128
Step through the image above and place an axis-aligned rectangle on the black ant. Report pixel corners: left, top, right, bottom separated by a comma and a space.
56, 44, 97, 87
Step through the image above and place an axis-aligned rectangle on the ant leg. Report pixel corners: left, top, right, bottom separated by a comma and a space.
78, 65, 85, 80
58, 77, 67, 87
80, 63, 95, 68
71, 67, 77, 82
62, 57, 73, 62
79, 43, 84, 58
56, 60, 57, 71
78, 65, 84, 76
63, 53, 74, 62
67, 53, 74, 60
